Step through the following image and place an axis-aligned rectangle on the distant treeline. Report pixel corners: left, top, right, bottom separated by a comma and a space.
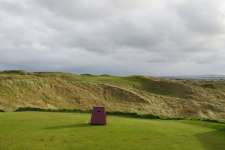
14, 107, 224, 124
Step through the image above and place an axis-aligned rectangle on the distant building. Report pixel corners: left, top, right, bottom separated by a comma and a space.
90, 107, 106, 125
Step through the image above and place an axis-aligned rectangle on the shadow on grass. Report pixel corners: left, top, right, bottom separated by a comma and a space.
44, 123, 92, 130
195, 128, 225, 150
181, 121, 225, 150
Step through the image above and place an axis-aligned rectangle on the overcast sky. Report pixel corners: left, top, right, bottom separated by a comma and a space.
0, 0, 225, 76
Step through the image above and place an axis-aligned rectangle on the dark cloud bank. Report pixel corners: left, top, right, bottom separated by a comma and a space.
0, 0, 225, 75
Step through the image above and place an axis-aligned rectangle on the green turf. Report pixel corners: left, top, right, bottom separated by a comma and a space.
0, 112, 224, 150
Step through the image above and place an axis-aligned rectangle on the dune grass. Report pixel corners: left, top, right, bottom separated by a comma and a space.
1, 71, 225, 120
0, 112, 224, 150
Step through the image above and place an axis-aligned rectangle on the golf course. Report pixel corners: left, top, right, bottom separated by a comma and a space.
1, 0, 225, 149
0, 112, 224, 150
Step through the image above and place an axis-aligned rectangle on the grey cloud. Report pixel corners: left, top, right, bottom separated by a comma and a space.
36, 0, 115, 21
0, 0, 225, 75
173, 0, 225, 35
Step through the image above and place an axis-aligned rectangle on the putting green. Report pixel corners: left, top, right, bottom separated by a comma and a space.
0, 112, 224, 150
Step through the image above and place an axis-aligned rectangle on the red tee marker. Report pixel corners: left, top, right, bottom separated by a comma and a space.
90, 107, 106, 125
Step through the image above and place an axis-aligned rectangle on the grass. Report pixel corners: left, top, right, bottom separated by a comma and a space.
0, 112, 225, 150
1, 70, 225, 120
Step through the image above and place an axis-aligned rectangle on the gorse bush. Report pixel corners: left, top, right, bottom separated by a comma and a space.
107, 111, 160, 119
15, 107, 90, 113
15, 107, 162, 119
80, 74, 95, 76
13, 107, 225, 124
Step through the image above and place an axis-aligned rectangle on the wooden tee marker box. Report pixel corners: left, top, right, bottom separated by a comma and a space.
90, 107, 106, 125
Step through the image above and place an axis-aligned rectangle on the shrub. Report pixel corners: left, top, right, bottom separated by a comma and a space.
80, 74, 95, 76
15, 107, 90, 113
14, 107, 225, 124
107, 111, 161, 119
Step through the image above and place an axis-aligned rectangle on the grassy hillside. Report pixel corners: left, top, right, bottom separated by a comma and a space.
0, 112, 224, 150
0, 70, 225, 120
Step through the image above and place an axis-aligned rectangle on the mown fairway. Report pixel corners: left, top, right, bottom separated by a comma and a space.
0, 112, 225, 150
